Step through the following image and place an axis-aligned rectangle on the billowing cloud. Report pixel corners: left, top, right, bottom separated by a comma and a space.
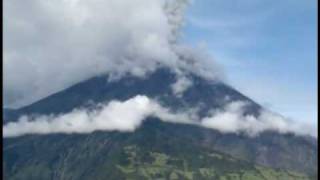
3, 95, 316, 138
4, 0, 222, 108
201, 101, 317, 137
3, 95, 195, 137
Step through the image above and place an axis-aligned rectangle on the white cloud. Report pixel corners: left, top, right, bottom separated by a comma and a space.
3, 95, 195, 138
171, 75, 193, 96
3, 96, 316, 138
201, 101, 317, 137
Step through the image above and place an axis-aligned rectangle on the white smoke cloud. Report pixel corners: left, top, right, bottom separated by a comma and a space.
4, 0, 222, 108
3, 96, 316, 138
171, 75, 193, 96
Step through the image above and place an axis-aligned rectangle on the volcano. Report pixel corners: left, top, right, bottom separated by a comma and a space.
3, 68, 317, 180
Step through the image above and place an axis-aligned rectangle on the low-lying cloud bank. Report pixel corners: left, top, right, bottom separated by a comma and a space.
201, 101, 316, 137
3, 95, 316, 138
3, 96, 195, 137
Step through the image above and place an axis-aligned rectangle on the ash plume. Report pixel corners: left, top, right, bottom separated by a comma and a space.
4, 0, 221, 108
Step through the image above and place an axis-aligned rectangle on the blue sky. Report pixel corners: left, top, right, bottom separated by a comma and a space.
182, 0, 317, 126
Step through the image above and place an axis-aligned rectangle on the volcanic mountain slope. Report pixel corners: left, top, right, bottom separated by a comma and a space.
5, 68, 261, 117
3, 68, 318, 180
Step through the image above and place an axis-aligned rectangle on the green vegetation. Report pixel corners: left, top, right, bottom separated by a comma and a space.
114, 145, 311, 180
3, 120, 316, 180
